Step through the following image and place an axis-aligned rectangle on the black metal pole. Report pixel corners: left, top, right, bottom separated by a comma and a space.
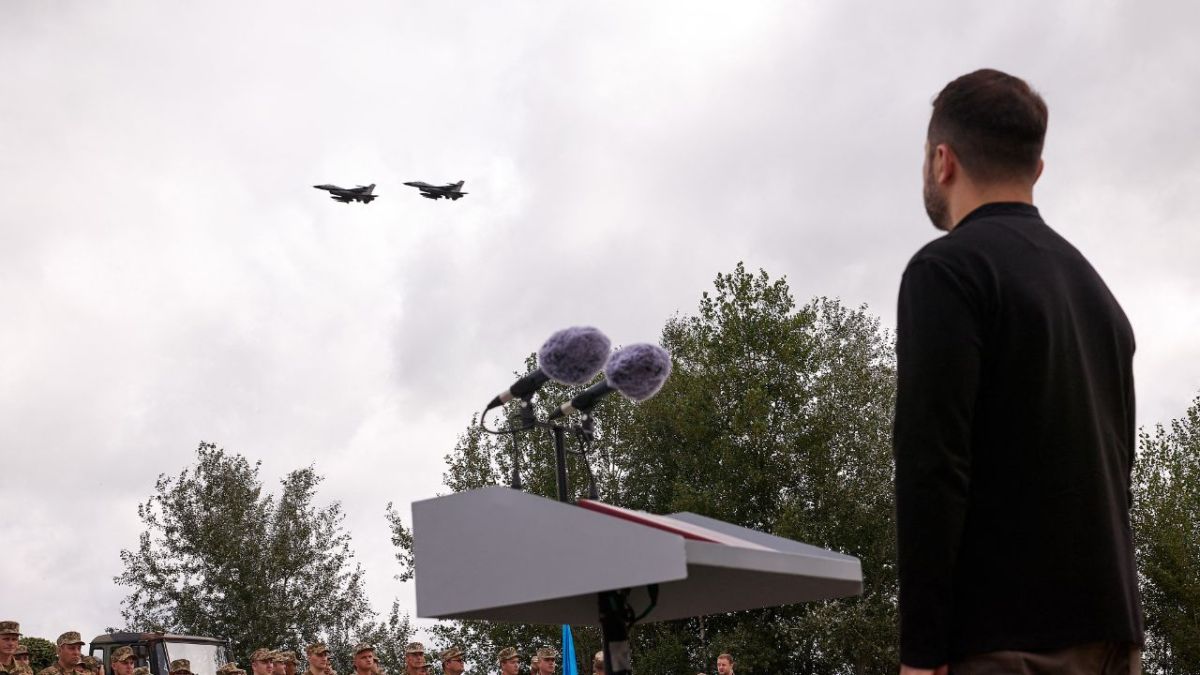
509, 432, 522, 491
552, 425, 569, 503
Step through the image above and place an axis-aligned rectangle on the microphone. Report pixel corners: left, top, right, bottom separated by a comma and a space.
547, 343, 672, 420
484, 326, 612, 411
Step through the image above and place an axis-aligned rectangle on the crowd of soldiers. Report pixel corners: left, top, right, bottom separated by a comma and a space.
0, 622, 627, 675
330, 642, 567, 675
2, 621, 736, 675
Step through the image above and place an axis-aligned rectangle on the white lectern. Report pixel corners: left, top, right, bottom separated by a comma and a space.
412, 486, 862, 671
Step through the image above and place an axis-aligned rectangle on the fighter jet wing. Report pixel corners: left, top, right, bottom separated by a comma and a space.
333, 195, 353, 202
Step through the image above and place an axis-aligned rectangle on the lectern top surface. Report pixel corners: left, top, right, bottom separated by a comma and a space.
412, 486, 863, 624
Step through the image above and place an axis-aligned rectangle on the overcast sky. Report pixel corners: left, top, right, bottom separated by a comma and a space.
3, 0, 1198, 646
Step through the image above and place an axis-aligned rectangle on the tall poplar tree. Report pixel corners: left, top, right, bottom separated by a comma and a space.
116, 442, 378, 663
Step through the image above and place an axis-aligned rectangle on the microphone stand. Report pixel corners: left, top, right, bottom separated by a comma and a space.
482, 403, 641, 675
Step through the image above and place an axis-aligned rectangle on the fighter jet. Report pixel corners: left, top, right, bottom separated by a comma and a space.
313, 183, 377, 204
403, 180, 467, 200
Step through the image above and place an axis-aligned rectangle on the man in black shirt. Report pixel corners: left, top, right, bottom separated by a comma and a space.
894, 69, 1143, 674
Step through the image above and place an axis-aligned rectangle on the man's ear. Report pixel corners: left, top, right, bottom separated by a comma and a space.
935, 143, 957, 185
1034, 158, 1045, 184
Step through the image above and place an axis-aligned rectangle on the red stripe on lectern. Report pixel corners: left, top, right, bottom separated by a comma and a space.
576, 500, 776, 551
577, 500, 722, 542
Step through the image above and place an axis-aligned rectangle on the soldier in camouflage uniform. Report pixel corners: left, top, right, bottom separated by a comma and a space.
303, 644, 334, 675
109, 647, 135, 675
11, 646, 30, 674
269, 652, 286, 675
533, 649, 556, 675
350, 644, 375, 675
277, 652, 297, 675
249, 650, 275, 675
401, 644, 424, 675
0, 622, 31, 675
78, 656, 102, 675
37, 632, 85, 675
438, 648, 464, 675
169, 660, 193, 675
495, 649, 518, 675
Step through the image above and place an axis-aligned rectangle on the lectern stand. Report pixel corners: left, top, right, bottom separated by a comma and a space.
412, 486, 863, 672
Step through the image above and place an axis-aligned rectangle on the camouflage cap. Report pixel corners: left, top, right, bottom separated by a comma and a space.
57, 631, 86, 647
15, 645, 30, 657
216, 663, 239, 675
81, 656, 99, 669
134, 668, 150, 675
352, 643, 375, 656
403, 643, 424, 656
535, 648, 558, 661
438, 647, 464, 663
277, 652, 297, 666
0, 621, 20, 636
250, 649, 276, 663
112, 647, 136, 663
496, 648, 518, 663
305, 644, 329, 657
170, 659, 193, 675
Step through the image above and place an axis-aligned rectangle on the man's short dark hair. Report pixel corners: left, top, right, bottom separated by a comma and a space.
928, 69, 1048, 183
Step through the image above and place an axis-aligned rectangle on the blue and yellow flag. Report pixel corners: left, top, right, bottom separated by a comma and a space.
561, 624, 579, 675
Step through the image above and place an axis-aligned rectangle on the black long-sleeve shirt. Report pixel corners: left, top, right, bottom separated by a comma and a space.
893, 202, 1143, 668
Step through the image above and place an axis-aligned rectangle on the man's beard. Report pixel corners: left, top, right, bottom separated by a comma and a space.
923, 162, 951, 231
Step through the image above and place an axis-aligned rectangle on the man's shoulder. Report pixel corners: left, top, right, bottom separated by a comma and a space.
903, 234, 979, 283
1, 662, 31, 675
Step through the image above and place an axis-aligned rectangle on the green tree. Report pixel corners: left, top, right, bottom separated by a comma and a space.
115, 442, 379, 664
391, 264, 899, 674
18, 637, 56, 672
1133, 393, 1200, 674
